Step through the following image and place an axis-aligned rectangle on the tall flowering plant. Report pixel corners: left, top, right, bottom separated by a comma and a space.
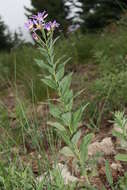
25, 11, 93, 184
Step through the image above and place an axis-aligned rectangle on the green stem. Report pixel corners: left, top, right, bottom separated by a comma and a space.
46, 41, 73, 135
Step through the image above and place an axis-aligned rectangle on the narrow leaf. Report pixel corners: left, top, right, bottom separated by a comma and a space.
80, 133, 93, 163
60, 146, 74, 157
115, 153, 127, 162
55, 55, 66, 66
35, 59, 53, 74
59, 131, 72, 148
72, 103, 89, 131
74, 88, 86, 99
63, 89, 73, 105
47, 121, 66, 132
53, 36, 60, 46
61, 112, 72, 126
60, 73, 72, 95
71, 130, 81, 145
41, 77, 57, 89
105, 160, 113, 186
49, 104, 61, 118
56, 63, 65, 81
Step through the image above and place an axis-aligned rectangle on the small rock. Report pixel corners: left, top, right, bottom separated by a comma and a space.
88, 137, 115, 156
111, 163, 122, 171
56, 163, 78, 184
37, 163, 78, 185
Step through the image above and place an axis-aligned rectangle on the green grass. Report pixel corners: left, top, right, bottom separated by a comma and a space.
1, 25, 127, 120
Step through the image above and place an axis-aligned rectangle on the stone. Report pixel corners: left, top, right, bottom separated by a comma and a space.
88, 137, 115, 156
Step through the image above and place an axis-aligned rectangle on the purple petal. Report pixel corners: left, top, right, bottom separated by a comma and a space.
24, 19, 33, 30
44, 22, 52, 31
32, 33, 38, 40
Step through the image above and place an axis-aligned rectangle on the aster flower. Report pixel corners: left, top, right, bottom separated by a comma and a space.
33, 19, 43, 31
25, 11, 59, 35
44, 22, 52, 31
44, 21, 60, 32
31, 11, 48, 22
52, 20, 60, 29
24, 19, 33, 30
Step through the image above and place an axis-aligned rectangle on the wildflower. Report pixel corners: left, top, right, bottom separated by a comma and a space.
25, 11, 59, 34
31, 11, 48, 22
52, 20, 60, 29
44, 20, 60, 31
44, 22, 52, 31
24, 19, 33, 30
33, 19, 43, 31
32, 33, 38, 41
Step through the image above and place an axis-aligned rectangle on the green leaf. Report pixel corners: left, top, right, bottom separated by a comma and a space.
71, 130, 81, 145
59, 131, 72, 148
74, 88, 86, 99
53, 36, 60, 46
62, 57, 71, 66
56, 63, 65, 81
0, 176, 4, 184
49, 103, 62, 119
55, 55, 66, 66
80, 133, 93, 163
72, 103, 89, 131
65, 98, 73, 111
35, 59, 53, 74
60, 73, 72, 95
41, 77, 57, 89
47, 121, 66, 132
63, 89, 73, 105
72, 108, 82, 131
38, 47, 47, 57
105, 160, 113, 186
61, 112, 72, 126
115, 153, 127, 162
60, 146, 74, 157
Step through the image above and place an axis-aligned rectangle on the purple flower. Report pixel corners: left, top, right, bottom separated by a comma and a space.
44, 22, 52, 31
31, 11, 48, 22
44, 20, 60, 31
52, 20, 60, 29
25, 11, 59, 34
33, 19, 44, 31
24, 19, 33, 30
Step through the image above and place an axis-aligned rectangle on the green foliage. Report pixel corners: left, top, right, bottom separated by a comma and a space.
33, 21, 94, 183
0, 164, 36, 190
0, 16, 12, 51
112, 111, 127, 141
80, 0, 127, 30
112, 111, 127, 163
115, 154, 127, 162
92, 71, 127, 111
0, 46, 48, 102
105, 160, 113, 189
80, 133, 93, 164
117, 172, 127, 190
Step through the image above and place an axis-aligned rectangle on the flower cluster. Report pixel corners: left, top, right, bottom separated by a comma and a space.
25, 11, 59, 40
